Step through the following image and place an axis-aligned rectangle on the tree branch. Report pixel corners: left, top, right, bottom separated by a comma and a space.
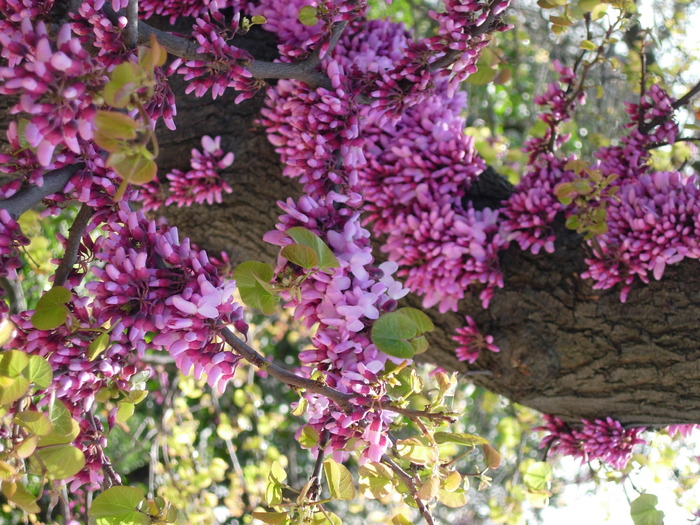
0, 164, 84, 220
125, 0, 139, 48
382, 455, 436, 525
219, 326, 355, 410
52, 203, 94, 288
101, 5, 333, 89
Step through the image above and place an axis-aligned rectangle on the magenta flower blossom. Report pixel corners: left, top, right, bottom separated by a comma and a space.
0, 19, 104, 166
538, 414, 646, 469
87, 204, 247, 394
452, 315, 499, 363
163, 135, 234, 207
175, 7, 260, 102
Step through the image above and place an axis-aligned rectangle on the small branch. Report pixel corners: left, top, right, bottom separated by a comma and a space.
388, 405, 457, 423
101, 5, 332, 89
52, 203, 93, 288
220, 327, 354, 410
308, 430, 330, 501
125, 0, 139, 48
382, 456, 435, 525
640, 79, 700, 134
0, 164, 84, 220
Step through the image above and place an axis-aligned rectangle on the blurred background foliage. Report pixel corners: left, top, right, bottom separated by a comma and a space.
2, 0, 700, 523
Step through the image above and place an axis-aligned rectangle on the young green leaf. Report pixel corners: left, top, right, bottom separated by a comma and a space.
0, 350, 29, 378
630, 494, 665, 525
434, 431, 489, 447
89, 486, 149, 525
298, 5, 319, 26
281, 244, 319, 269
252, 511, 288, 524
233, 261, 278, 314
35, 445, 85, 480
2, 481, 40, 514
395, 307, 434, 334
286, 227, 340, 270
0, 376, 30, 406
30, 286, 71, 331
14, 411, 52, 436
371, 311, 418, 359
523, 461, 552, 492
23, 355, 52, 389
323, 459, 356, 501
88, 333, 111, 361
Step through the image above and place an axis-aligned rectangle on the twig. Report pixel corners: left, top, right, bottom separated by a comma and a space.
382, 456, 436, 525
220, 326, 354, 410
387, 405, 457, 423
0, 164, 84, 220
52, 203, 93, 288
125, 0, 139, 48
308, 430, 330, 501
101, 5, 333, 89
640, 79, 700, 134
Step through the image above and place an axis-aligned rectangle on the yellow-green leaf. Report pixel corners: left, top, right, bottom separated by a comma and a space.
35, 444, 86, 479
281, 244, 319, 269
416, 476, 439, 501
14, 411, 52, 436
2, 481, 40, 514
30, 286, 71, 331
0, 350, 29, 378
90, 486, 149, 524
324, 459, 356, 501
24, 355, 52, 389
0, 375, 30, 406
252, 511, 288, 524
298, 5, 319, 26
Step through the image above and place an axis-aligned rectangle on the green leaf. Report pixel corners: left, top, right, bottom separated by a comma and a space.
35, 445, 86, 480
269, 461, 287, 483
299, 426, 319, 448
0, 375, 30, 406
250, 15, 267, 24
443, 471, 462, 492
438, 488, 468, 508
434, 432, 489, 447
15, 435, 37, 459
233, 261, 278, 314
466, 65, 497, 85
396, 307, 434, 333
0, 350, 29, 378
298, 5, 319, 26
410, 335, 429, 354
23, 355, 52, 389
116, 401, 135, 423
102, 62, 139, 108
281, 244, 319, 269
630, 494, 665, 525
523, 462, 552, 492
2, 481, 40, 514
286, 227, 340, 270
90, 486, 149, 525
580, 39, 597, 50
94, 111, 138, 151
14, 411, 52, 436
88, 333, 111, 361
371, 311, 418, 359
396, 437, 438, 465
38, 401, 79, 446
252, 511, 288, 524
30, 286, 71, 330
323, 459, 356, 501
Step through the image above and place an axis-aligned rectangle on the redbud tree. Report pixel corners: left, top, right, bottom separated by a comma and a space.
0, 0, 699, 523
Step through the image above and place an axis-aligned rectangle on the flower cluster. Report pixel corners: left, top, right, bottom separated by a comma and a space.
139, 0, 222, 23
162, 135, 234, 208
538, 414, 646, 469
582, 171, 700, 301
452, 315, 499, 363
174, 7, 260, 101
0, 19, 103, 166
87, 204, 248, 394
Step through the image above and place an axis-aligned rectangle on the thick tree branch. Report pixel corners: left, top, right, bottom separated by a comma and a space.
125, 0, 139, 48
52, 203, 94, 288
0, 164, 84, 220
